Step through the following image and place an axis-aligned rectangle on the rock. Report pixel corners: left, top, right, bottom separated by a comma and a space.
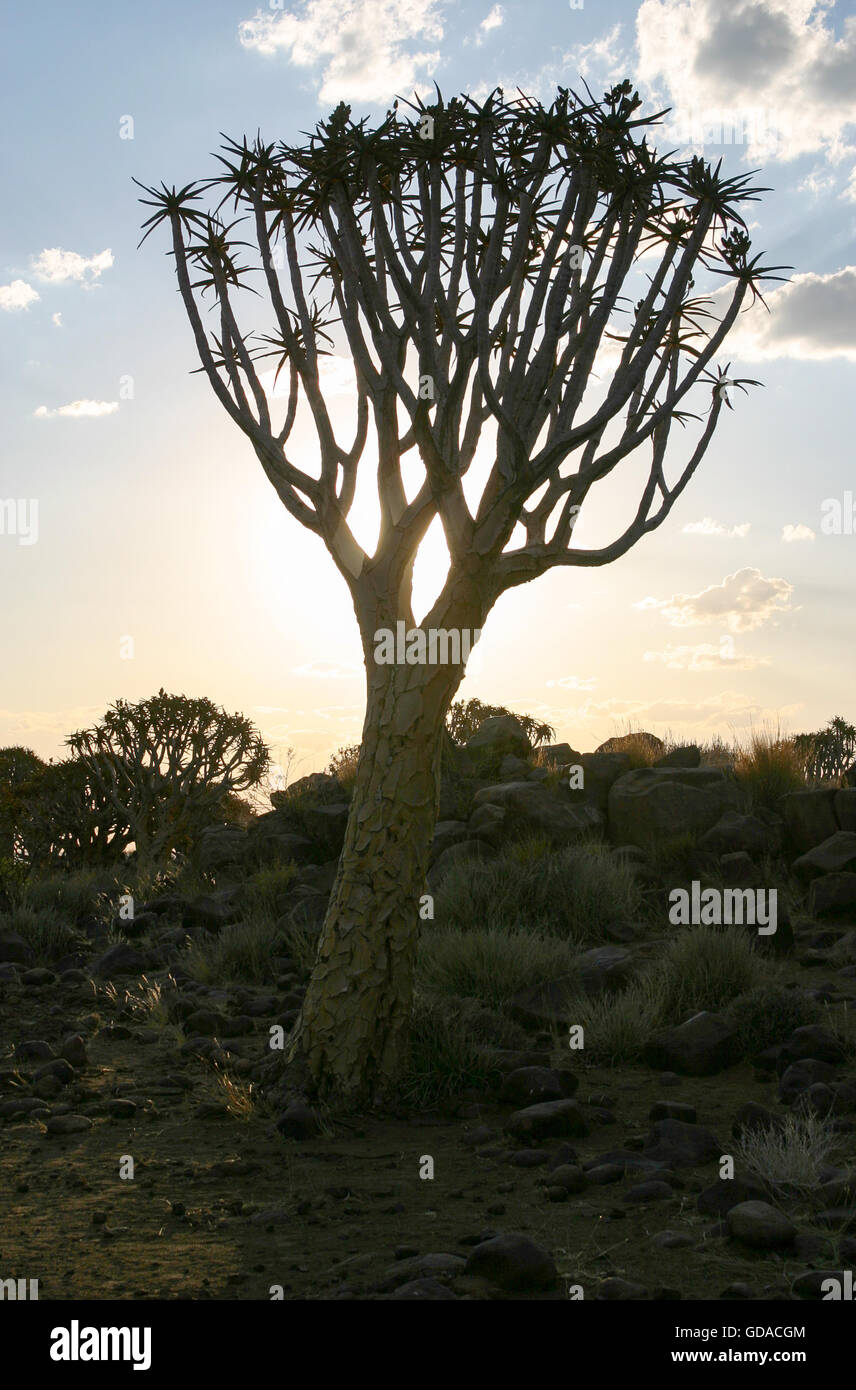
699, 810, 781, 858
575, 945, 634, 996
499, 754, 531, 780
794, 831, 856, 881
196, 824, 248, 873
183, 1009, 226, 1036
809, 872, 856, 920
465, 715, 532, 759
649, 1101, 697, 1123
428, 839, 494, 885
720, 851, 762, 888
0, 931, 33, 965
834, 789, 856, 832
594, 1277, 649, 1299
779, 790, 838, 853
567, 752, 633, 813
500, 1067, 578, 1105
45, 1114, 93, 1135
548, 1164, 586, 1193
389, 1279, 458, 1300
429, 820, 470, 861
504, 1099, 590, 1141
246, 812, 315, 866
792, 1271, 846, 1300
22, 968, 56, 987
651, 1231, 695, 1249
608, 768, 741, 848
654, 745, 700, 769
15, 1040, 55, 1061
468, 802, 506, 842
539, 743, 581, 769
300, 803, 350, 856
276, 1102, 320, 1140
644, 1012, 741, 1077
93, 944, 147, 978
283, 771, 345, 803
510, 975, 577, 1029
643, 1119, 720, 1168
731, 1103, 780, 1141
779, 1059, 838, 1105
464, 1234, 557, 1291
727, 1201, 796, 1250
624, 1180, 674, 1204
183, 891, 242, 930
471, 781, 602, 846
779, 1026, 846, 1066
596, 732, 664, 757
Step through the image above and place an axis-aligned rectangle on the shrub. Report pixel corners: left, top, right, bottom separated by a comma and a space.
738, 1111, 837, 1197
656, 927, 771, 1023
433, 843, 640, 943
446, 698, 555, 748
399, 996, 503, 1106
327, 744, 360, 794
185, 914, 285, 984
733, 722, 806, 808
727, 985, 821, 1055
567, 974, 667, 1065
244, 863, 298, 914
417, 925, 579, 1007
0, 906, 86, 963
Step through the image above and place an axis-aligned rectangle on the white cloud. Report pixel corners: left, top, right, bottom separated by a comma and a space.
238, 0, 444, 102
782, 523, 816, 542
52, 312, 63, 328
31, 248, 114, 284
682, 517, 751, 538
636, 566, 795, 632
292, 659, 361, 679
546, 674, 597, 691
636, 0, 856, 164
34, 400, 119, 419
0, 280, 39, 312
479, 4, 504, 37
643, 637, 768, 670
718, 266, 856, 363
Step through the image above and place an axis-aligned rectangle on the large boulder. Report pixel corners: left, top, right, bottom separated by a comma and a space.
835, 789, 856, 832
809, 872, 856, 919
197, 823, 249, 873
539, 742, 582, 769
276, 771, 344, 804
596, 732, 664, 757
608, 767, 741, 848
567, 752, 632, 814
793, 831, 856, 881
504, 1098, 590, 1140
699, 809, 782, 859
299, 802, 350, 857
464, 1234, 558, 1291
246, 811, 315, 866
727, 1201, 796, 1250
654, 745, 701, 769
779, 790, 838, 853
465, 715, 532, 759
644, 1011, 741, 1076
471, 781, 602, 845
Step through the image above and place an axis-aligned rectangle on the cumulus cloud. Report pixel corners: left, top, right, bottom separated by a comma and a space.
723, 266, 856, 363
782, 523, 816, 542
682, 517, 751, 538
292, 659, 361, 679
34, 400, 119, 419
238, 0, 444, 102
52, 312, 63, 328
31, 248, 114, 284
643, 636, 768, 670
635, 566, 795, 632
546, 674, 598, 691
636, 0, 856, 163
0, 280, 39, 312
478, 4, 504, 39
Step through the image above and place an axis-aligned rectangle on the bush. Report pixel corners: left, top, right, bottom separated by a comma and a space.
399, 996, 504, 1106
738, 1111, 838, 1197
417, 926, 579, 1008
433, 843, 640, 943
727, 985, 821, 1055
243, 863, 298, 914
567, 974, 667, 1065
326, 744, 360, 794
656, 927, 771, 1023
185, 914, 286, 984
0, 906, 86, 963
446, 698, 555, 748
733, 723, 806, 809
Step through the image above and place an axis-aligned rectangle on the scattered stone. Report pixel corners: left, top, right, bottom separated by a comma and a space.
727, 1201, 797, 1250
643, 1119, 720, 1168
504, 1099, 590, 1141
644, 1012, 741, 1077
45, 1114, 93, 1135
464, 1234, 557, 1291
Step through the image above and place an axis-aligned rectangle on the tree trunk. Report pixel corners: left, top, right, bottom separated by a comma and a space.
288, 655, 460, 1101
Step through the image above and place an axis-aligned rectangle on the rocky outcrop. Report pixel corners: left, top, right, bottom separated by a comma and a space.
608, 767, 741, 848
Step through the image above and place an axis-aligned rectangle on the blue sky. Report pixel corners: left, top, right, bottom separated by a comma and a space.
1, 0, 855, 776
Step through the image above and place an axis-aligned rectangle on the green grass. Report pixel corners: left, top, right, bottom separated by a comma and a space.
417, 925, 579, 1008
399, 995, 504, 1106
564, 974, 668, 1065
433, 842, 640, 943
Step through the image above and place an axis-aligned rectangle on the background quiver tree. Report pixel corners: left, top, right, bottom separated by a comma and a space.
139, 81, 785, 1100
67, 690, 270, 874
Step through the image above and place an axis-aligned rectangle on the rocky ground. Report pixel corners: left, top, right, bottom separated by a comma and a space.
2, 723, 856, 1301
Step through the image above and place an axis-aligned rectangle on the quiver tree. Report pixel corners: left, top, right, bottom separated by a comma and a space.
68, 690, 269, 873
16, 756, 132, 869
139, 82, 783, 1099
0, 746, 47, 860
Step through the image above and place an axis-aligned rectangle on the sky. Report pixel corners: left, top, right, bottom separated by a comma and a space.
1, 0, 855, 780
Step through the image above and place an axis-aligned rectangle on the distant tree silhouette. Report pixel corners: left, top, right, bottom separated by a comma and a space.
16, 756, 131, 868
67, 691, 269, 873
0, 746, 47, 860
140, 82, 781, 1098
